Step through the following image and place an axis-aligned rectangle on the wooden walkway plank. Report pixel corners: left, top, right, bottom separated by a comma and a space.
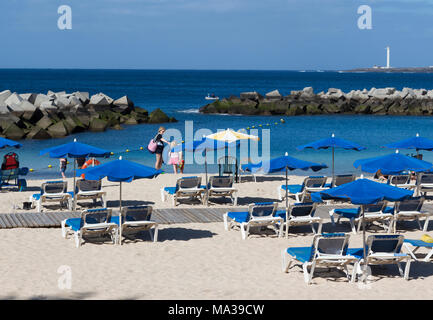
0, 215, 9, 228
152, 210, 170, 224
14, 214, 29, 228
44, 213, 62, 227
174, 209, 192, 224
33, 213, 53, 227
21, 214, 39, 228
178, 208, 202, 223
160, 209, 180, 224
3, 214, 18, 228
204, 208, 226, 221
0, 207, 248, 229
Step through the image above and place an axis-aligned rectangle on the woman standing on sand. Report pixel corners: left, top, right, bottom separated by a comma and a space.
153, 126, 169, 170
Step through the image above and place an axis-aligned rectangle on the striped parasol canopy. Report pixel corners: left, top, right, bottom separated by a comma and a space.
206, 128, 259, 143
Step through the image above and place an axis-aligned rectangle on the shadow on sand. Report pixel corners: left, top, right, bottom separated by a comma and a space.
157, 227, 217, 241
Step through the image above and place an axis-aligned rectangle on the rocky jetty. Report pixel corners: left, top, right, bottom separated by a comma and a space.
200, 87, 433, 116
0, 90, 176, 140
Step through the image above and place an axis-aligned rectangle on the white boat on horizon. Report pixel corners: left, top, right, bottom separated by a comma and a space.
205, 93, 219, 101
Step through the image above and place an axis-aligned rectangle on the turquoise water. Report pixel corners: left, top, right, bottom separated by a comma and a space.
2, 69, 433, 179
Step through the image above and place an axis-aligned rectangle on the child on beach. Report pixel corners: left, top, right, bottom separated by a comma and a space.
59, 157, 67, 179
168, 141, 183, 174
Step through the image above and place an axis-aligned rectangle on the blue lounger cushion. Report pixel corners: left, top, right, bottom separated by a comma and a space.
383, 206, 394, 214
227, 211, 249, 223
64, 218, 83, 232
346, 248, 364, 259
110, 216, 121, 225
333, 208, 360, 219
275, 210, 287, 221
334, 206, 394, 219
324, 183, 332, 188
404, 239, 433, 248
163, 187, 177, 195
286, 247, 314, 264
281, 184, 303, 194
32, 191, 74, 201
347, 247, 407, 258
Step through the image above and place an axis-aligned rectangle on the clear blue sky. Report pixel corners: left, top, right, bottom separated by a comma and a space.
0, 0, 432, 70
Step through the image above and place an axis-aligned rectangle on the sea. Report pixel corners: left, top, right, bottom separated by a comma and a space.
1, 69, 433, 179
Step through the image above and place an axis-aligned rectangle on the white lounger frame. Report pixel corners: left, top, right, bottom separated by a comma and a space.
329, 202, 394, 234
281, 233, 359, 285
391, 197, 431, 232
75, 179, 107, 208
61, 208, 118, 248
355, 235, 411, 281
160, 177, 205, 206
278, 176, 328, 203
223, 202, 283, 240
206, 176, 238, 206
118, 206, 158, 244
284, 203, 323, 238
30, 181, 72, 213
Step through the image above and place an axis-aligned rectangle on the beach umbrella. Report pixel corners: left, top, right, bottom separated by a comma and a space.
206, 128, 259, 182
172, 137, 239, 205
383, 133, 433, 157
250, 152, 327, 227
206, 128, 259, 143
354, 150, 433, 196
0, 137, 22, 149
297, 133, 365, 185
39, 138, 111, 210
353, 150, 433, 175
77, 156, 162, 244
311, 177, 413, 282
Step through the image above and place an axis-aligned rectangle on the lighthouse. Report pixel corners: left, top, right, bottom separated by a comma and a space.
386, 46, 390, 69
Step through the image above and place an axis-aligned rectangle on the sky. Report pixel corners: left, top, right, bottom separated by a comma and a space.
0, 0, 432, 70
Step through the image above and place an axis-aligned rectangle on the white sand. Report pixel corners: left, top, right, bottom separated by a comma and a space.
0, 173, 432, 299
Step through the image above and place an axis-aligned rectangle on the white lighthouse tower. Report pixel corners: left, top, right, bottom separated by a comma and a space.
386, 46, 390, 69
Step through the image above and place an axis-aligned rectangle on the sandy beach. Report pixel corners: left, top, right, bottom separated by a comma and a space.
0, 173, 432, 300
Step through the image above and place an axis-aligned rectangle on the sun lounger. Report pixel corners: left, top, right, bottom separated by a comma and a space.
110, 205, 158, 244
282, 233, 359, 284
276, 202, 323, 238
75, 179, 107, 208
329, 201, 394, 234
403, 239, 433, 262
61, 208, 118, 247
418, 173, 433, 196
206, 176, 238, 205
324, 174, 356, 188
29, 180, 73, 212
160, 176, 205, 206
223, 202, 283, 240
390, 197, 431, 232
348, 234, 411, 281
278, 176, 328, 203
387, 174, 416, 190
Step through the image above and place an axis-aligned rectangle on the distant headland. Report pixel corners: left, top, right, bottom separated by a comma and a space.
200, 87, 433, 117
343, 67, 433, 73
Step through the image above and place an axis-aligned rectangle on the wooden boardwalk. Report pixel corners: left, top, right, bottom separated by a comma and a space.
0, 207, 245, 229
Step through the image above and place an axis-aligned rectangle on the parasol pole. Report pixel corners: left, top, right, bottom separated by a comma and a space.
205, 148, 209, 206
332, 146, 335, 187
361, 204, 368, 283
285, 163, 289, 238
119, 180, 123, 245
331, 133, 335, 187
